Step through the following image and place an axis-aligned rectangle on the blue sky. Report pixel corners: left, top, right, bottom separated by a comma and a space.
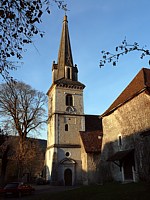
1, 0, 150, 139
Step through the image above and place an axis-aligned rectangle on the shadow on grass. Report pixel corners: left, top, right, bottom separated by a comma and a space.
23, 182, 150, 200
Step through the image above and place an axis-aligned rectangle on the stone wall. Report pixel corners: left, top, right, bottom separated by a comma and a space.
80, 137, 101, 185
100, 92, 150, 182
80, 138, 88, 185
87, 153, 101, 184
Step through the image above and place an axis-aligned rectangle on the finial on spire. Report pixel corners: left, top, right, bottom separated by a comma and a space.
63, 15, 68, 22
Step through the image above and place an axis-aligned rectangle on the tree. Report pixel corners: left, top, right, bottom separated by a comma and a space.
0, 0, 68, 81
0, 81, 47, 177
9, 137, 45, 182
0, 127, 10, 185
99, 39, 150, 67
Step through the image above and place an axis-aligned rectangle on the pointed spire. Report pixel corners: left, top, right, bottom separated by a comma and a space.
52, 15, 79, 83
57, 15, 73, 68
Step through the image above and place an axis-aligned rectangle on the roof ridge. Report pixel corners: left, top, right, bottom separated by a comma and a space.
101, 67, 150, 117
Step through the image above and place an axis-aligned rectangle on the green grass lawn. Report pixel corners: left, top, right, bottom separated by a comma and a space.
26, 182, 150, 200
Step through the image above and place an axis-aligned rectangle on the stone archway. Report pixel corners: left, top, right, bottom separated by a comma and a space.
60, 158, 76, 185
64, 168, 72, 186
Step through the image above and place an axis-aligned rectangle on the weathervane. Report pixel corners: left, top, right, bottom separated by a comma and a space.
62, 4, 69, 15
55, 1, 70, 14
62, 4, 70, 15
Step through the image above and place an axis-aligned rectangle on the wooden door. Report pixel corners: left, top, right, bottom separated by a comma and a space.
64, 168, 72, 186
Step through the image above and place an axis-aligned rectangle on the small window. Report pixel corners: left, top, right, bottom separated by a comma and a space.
118, 135, 122, 146
49, 151, 51, 160
67, 68, 70, 79
66, 94, 73, 106
65, 124, 68, 131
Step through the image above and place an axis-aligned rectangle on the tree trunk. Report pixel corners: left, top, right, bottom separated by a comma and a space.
17, 137, 25, 181
0, 146, 9, 186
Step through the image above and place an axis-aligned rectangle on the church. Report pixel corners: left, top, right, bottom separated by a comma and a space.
45, 15, 102, 186
45, 15, 150, 186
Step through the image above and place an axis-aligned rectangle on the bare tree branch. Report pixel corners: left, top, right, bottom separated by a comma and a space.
100, 38, 150, 67
0, 81, 47, 140
0, 0, 68, 81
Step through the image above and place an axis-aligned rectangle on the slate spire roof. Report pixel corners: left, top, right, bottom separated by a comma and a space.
55, 15, 74, 81
47, 15, 85, 94
57, 15, 73, 68
101, 68, 150, 117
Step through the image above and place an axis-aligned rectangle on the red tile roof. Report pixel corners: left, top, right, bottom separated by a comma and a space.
101, 68, 150, 117
80, 130, 102, 153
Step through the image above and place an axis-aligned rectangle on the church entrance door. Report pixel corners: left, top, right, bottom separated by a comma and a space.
64, 168, 72, 186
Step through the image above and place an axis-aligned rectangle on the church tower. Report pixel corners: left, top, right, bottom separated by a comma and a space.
46, 15, 85, 186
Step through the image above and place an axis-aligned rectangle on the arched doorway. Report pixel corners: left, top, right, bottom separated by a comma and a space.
64, 168, 72, 186
60, 158, 76, 185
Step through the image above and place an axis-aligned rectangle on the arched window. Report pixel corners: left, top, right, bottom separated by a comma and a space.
67, 68, 70, 79
66, 94, 73, 106
65, 124, 68, 131
118, 135, 122, 147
